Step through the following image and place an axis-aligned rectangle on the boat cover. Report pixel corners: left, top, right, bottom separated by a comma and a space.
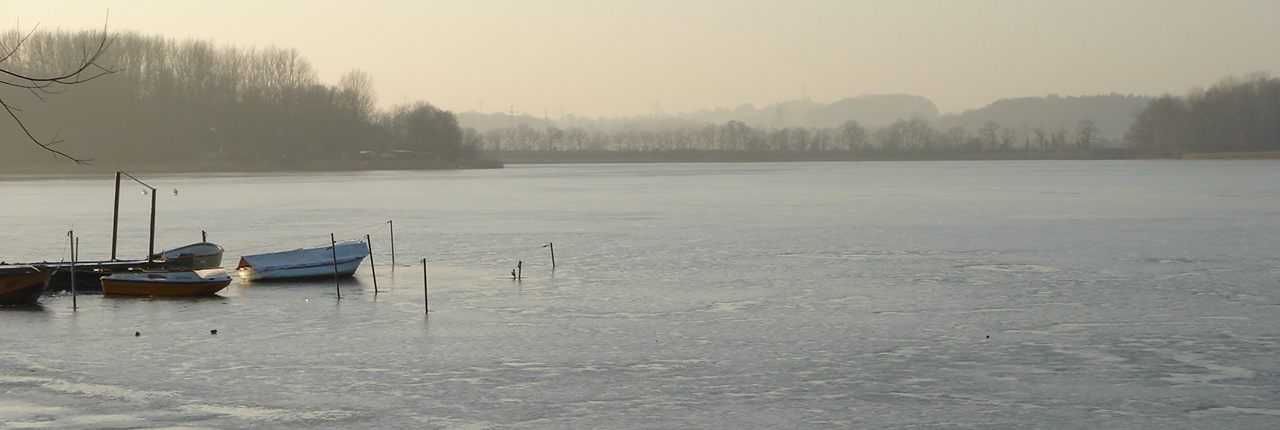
237, 240, 369, 272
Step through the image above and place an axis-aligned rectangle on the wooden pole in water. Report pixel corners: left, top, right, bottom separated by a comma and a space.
389, 220, 396, 267
69, 231, 77, 310
430, 257, 435, 313
422, 258, 428, 313
202, 230, 207, 242
546, 243, 556, 268
331, 234, 341, 299
74, 237, 79, 309
111, 172, 121, 261
147, 187, 157, 269
366, 234, 378, 294
517, 261, 522, 280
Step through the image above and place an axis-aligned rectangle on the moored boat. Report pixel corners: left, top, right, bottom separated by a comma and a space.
152, 242, 225, 269
100, 269, 232, 296
237, 240, 369, 281
32, 242, 225, 292
37, 260, 147, 292
0, 265, 55, 305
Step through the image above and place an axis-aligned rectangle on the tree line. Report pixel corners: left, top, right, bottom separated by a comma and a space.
1, 29, 470, 167
8, 29, 1273, 168
471, 117, 1107, 153
1125, 73, 1280, 155
477, 73, 1278, 156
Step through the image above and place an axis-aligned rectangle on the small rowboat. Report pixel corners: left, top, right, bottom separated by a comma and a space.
100, 269, 232, 296
152, 242, 225, 269
237, 240, 369, 281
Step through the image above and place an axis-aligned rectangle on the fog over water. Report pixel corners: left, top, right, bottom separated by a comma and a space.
8, 1, 1279, 117
2, 161, 1278, 428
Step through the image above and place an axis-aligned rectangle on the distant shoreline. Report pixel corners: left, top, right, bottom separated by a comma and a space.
490, 149, 1280, 164
1180, 151, 1280, 159
5, 150, 1276, 177
0, 157, 504, 176
490, 148, 1157, 164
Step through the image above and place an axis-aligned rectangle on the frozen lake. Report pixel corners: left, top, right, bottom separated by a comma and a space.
2, 160, 1279, 429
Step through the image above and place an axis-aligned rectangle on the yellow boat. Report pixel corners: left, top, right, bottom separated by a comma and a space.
100, 269, 232, 296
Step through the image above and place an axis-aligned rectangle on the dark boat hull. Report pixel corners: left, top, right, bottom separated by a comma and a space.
0, 269, 54, 305
34, 260, 151, 292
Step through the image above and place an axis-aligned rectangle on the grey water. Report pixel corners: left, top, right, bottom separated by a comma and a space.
1, 160, 1278, 429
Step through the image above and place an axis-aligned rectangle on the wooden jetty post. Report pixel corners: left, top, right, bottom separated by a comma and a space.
69, 231, 77, 310
113, 172, 157, 266
147, 188, 156, 269
366, 234, 378, 294
111, 173, 121, 260
331, 234, 341, 299
430, 257, 435, 313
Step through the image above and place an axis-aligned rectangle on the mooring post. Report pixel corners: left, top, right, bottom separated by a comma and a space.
546, 242, 556, 268
69, 231, 77, 310
147, 188, 157, 269
114, 172, 157, 267
430, 257, 435, 313
389, 220, 396, 267
74, 237, 80, 309
331, 234, 341, 299
202, 230, 207, 242
366, 234, 378, 294
111, 172, 121, 261
517, 261, 522, 280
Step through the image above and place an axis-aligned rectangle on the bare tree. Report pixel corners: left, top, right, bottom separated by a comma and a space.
337, 69, 376, 119
1075, 119, 1100, 149
1050, 126, 1069, 149
1, 23, 116, 164
1031, 124, 1047, 149
566, 127, 589, 150
978, 121, 1001, 149
999, 127, 1019, 149
942, 126, 968, 149
836, 119, 868, 150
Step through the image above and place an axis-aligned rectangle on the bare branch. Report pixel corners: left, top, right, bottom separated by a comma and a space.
1, 18, 116, 164
1, 99, 92, 164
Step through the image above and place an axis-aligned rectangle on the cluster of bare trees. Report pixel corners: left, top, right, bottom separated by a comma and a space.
380, 102, 470, 161
1, 24, 115, 163
1125, 73, 1280, 154
2, 29, 464, 167
471, 117, 1106, 153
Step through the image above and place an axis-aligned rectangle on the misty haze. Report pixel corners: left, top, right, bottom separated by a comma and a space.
3, 1, 1279, 429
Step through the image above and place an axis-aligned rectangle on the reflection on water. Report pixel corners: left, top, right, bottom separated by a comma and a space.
3, 161, 1279, 428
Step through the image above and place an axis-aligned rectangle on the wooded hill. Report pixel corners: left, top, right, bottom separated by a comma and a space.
1126, 73, 1280, 155
1, 29, 472, 171
5, 29, 1273, 170
458, 93, 1151, 143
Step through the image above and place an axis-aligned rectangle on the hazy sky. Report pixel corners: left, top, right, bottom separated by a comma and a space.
8, 0, 1279, 118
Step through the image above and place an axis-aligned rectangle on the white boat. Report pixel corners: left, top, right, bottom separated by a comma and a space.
236, 240, 369, 281
100, 269, 232, 296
